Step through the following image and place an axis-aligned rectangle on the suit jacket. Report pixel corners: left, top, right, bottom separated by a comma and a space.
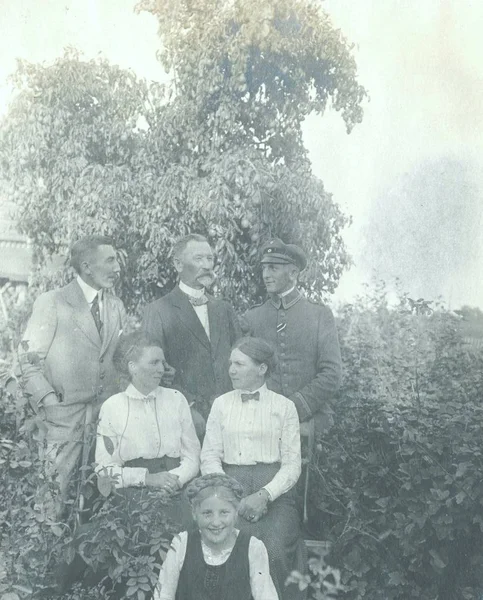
18, 279, 126, 441
142, 285, 240, 417
241, 288, 342, 434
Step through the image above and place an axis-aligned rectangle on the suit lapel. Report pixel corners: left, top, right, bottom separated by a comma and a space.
171, 286, 211, 349
100, 293, 119, 357
62, 280, 102, 348
207, 299, 221, 354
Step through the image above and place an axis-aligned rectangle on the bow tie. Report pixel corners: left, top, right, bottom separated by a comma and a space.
241, 391, 260, 403
188, 294, 209, 307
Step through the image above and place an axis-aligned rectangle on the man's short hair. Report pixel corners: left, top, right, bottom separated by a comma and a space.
172, 234, 209, 261
70, 235, 115, 274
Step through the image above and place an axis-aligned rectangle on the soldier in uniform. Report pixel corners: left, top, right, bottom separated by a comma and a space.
241, 238, 342, 437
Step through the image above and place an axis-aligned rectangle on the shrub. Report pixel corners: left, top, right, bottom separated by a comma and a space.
310, 286, 483, 599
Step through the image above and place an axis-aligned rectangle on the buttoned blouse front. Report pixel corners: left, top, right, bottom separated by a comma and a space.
96, 384, 200, 488
201, 384, 301, 500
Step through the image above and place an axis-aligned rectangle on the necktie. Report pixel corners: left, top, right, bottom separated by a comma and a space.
188, 294, 209, 307
91, 294, 102, 335
241, 391, 260, 403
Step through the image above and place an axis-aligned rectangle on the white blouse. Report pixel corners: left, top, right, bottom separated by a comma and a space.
153, 530, 279, 600
96, 384, 200, 487
200, 384, 301, 500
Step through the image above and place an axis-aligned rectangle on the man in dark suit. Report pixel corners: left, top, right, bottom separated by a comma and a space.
142, 234, 240, 436
18, 235, 126, 515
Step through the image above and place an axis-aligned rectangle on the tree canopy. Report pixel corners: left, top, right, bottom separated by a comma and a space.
0, 0, 366, 314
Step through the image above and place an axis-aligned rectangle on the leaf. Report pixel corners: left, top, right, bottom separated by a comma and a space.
102, 435, 115, 455
51, 525, 64, 537
429, 549, 446, 570
97, 475, 113, 497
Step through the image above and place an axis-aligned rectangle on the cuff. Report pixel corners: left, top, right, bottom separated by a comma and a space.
262, 482, 281, 502
260, 487, 272, 502
291, 392, 313, 422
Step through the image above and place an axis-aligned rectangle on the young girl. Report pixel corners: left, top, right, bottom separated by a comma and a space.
154, 473, 279, 600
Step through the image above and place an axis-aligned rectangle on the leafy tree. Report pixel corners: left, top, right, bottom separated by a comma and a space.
0, 1, 365, 315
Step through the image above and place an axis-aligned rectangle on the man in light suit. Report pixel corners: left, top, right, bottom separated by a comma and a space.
18, 235, 126, 514
142, 234, 240, 437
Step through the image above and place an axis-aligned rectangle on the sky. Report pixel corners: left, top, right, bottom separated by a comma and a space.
0, 0, 482, 308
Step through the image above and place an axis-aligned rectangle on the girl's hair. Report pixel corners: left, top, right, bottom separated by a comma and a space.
232, 337, 277, 376
113, 331, 161, 378
186, 474, 245, 508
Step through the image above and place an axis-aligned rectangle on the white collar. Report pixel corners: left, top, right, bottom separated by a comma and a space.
238, 383, 267, 396
179, 280, 206, 298
280, 286, 296, 298
125, 383, 159, 400
77, 275, 102, 305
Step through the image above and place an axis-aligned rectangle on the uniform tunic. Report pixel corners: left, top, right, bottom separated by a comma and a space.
241, 288, 342, 432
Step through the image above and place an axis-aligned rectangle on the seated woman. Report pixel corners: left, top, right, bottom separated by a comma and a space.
200, 337, 305, 600
155, 473, 278, 600
96, 330, 200, 510
59, 331, 200, 596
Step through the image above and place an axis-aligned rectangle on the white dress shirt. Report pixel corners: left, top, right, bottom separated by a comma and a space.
179, 281, 210, 339
153, 530, 279, 600
200, 384, 301, 500
96, 384, 201, 488
77, 275, 103, 315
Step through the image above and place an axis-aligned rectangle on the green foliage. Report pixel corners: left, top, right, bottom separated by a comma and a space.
0, 390, 176, 599
0, 0, 365, 313
310, 285, 483, 600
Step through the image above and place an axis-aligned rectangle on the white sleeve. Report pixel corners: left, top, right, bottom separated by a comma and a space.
168, 394, 201, 486
249, 537, 280, 600
153, 532, 187, 600
200, 399, 225, 474
95, 400, 147, 488
263, 401, 301, 500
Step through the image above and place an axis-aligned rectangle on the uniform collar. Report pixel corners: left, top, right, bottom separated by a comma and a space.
269, 287, 303, 309
77, 275, 102, 305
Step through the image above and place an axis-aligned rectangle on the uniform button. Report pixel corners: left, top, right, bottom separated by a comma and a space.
281, 332, 285, 337
98, 386, 104, 394
100, 358, 104, 364
280, 312, 285, 317
281, 342, 286, 348
99, 372, 105, 380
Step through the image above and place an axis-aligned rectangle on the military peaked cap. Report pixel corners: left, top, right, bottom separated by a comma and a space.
260, 238, 307, 271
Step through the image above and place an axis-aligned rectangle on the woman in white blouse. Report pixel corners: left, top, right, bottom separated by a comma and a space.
201, 337, 305, 600
96, 331, 200, 496
58, 332, 201, 596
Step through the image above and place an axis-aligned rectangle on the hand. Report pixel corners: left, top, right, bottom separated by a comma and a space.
239, 490, 270, 523
42, 392, 59, 407
37, 392, 59, 419
161, 363, 176, 386
145, 471, 180, 494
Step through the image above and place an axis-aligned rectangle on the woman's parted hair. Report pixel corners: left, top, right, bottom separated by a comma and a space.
232, 336, 277, 377
113, 331, 160, 378
186, 474, 245, 508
